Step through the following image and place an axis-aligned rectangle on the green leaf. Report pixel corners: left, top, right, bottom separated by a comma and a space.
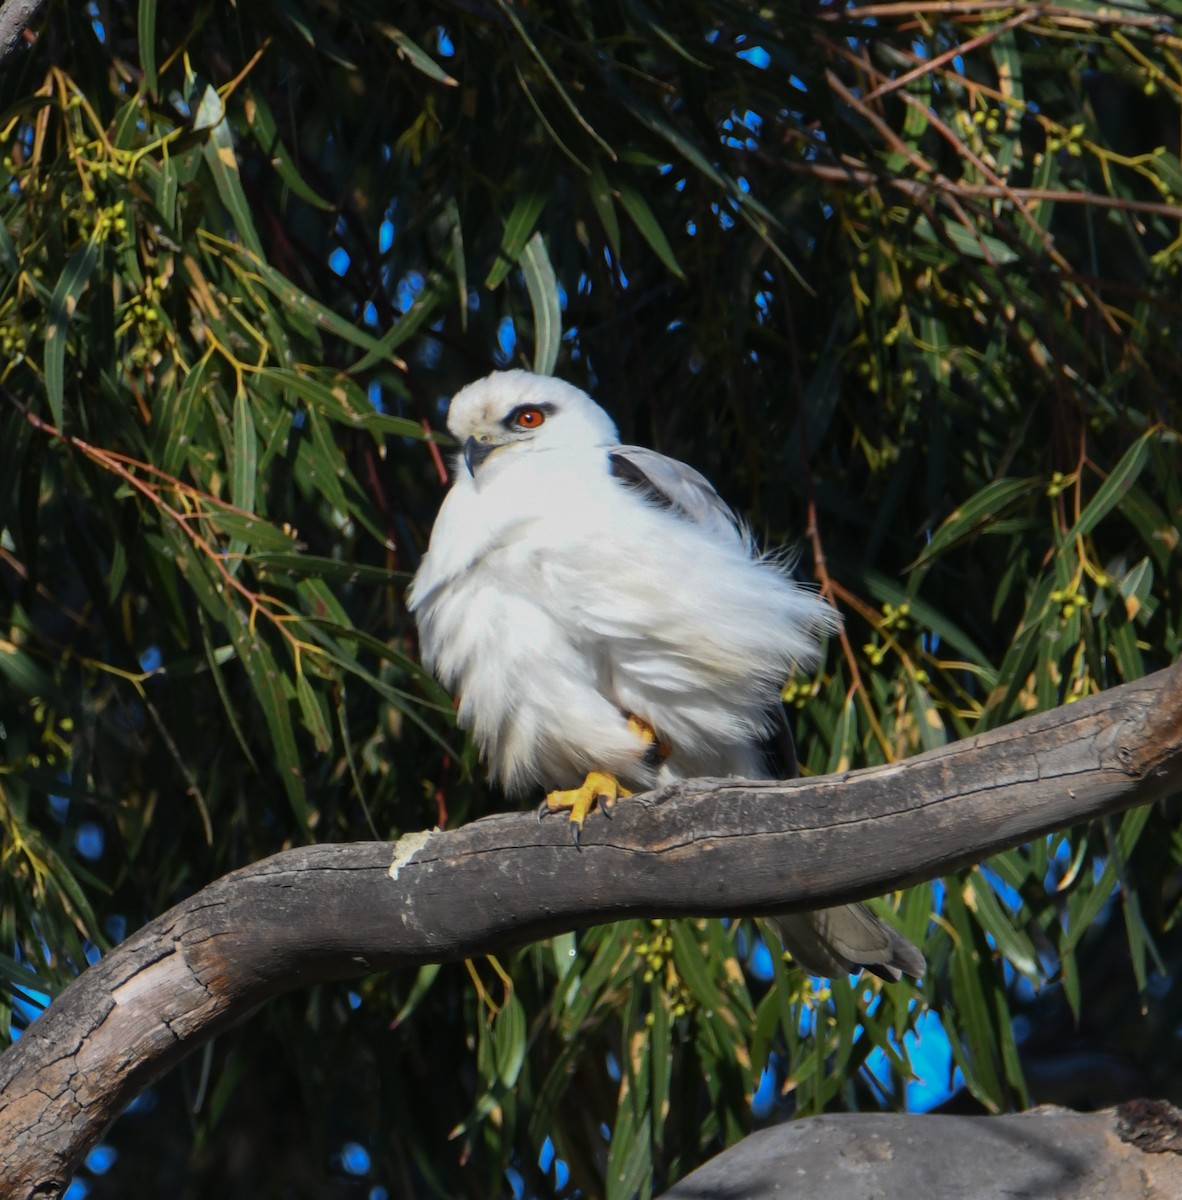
138, 0, 158, 98
238, 630, 308, 827
825, 693, 858, 774
615, 177, 684, 278
154, 352, 214, 475
140, 530, 196, 646
968, 872, 1037, 977
44, 229, 102, 428
990, 31, 1024, 178
231, 391, 257, 517
179, 523, 308, 826
907, 675, 947, 751
296, 577, 352, 629
252, 553, 401, 585
390, 963, 442, 1028
549, 932, 577, 982
348, 276, 448, 374
919, 308, 952, 387
442, 196, 468, 330
1121, 887, 1159, 996
894, 71, 930, 157
213, 243, 348, 348
0, 217, 17, 275
989, 965, 1030, 1106
914, 215, 1020, 264
587, 157, 621, 253
670, 923, 728, 1015
207, 512, 298, 553
1117, 482, 1174, 573
1118, 556, 1154, 625
1060, 943, 1082, 1022
151, 154, 178, 229
1061, 807, 1152, 958
42, 842, 105, 948
485, 155, 553, 290
1063, 430, 1154, 543
981, 572, 1059, 728
259, 368, 424, 440
608, 85, 725, 190
303, 619, 450, 706
650, 989, 672, 1137
606, 1107, 652, 1200
300, 405, 352, 515
1020, 137, 1060, 248
0, 635, 66, 702
377, 25, 458, 86
0, 952, 48, 997
244, 89, 334, 210
198, 85, 265, 258
493, 993, 527, 1086
912, 477, 1039, 569
198, 608, 259, 771
328, 652, 458, 756
521, 232, 561, 376
494, 0, 616, 163
295, 672, 332, 752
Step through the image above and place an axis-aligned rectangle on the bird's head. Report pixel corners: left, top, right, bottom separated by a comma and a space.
446, 370, 619, 476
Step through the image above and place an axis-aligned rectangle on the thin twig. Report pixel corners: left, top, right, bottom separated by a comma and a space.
824, 70, 936, 177
786, 159, 1182, 223
831, 0, 1176, 31
863, 10, 1037, 103
5, 394, 316, 666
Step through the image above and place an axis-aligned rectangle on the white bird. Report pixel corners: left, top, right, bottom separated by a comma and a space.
408, 370, 924, 981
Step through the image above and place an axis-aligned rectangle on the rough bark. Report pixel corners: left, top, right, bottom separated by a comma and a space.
1, 663, 1180, 1198
659, 1102, 1182, 1200
0, 0, 44, 69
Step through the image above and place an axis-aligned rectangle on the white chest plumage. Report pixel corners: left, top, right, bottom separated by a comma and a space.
408, 386, 835, 795
407, 369, 925, 981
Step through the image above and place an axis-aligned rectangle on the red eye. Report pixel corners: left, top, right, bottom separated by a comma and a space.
515, 407, 546, 429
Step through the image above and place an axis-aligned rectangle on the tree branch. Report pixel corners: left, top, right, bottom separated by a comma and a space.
0, 0, 44, 71
661, 1102, 1182, 1199
2, 663, 1181, 1197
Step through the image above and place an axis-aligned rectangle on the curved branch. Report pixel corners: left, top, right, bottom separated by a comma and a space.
0, 0, 44, 70
2, 663, 1181, 1197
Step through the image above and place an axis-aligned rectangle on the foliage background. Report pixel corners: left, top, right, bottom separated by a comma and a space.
1, 0, 1181, 1196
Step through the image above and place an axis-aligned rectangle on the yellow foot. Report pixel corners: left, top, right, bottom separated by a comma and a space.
627, 714, 672, 765
540, 771, 632, 847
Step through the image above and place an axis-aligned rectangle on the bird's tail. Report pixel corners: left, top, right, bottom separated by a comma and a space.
767, 904, 925, 982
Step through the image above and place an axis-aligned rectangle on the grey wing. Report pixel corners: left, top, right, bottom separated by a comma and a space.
608, 444, 752, 548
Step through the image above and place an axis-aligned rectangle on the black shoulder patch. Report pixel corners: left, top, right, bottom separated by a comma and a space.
608, 449, 675, 511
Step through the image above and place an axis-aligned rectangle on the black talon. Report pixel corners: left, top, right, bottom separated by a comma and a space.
571, 822, 582, 850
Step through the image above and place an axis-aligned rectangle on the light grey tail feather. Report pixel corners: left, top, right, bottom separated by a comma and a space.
759, 716, 923, 981
768, 904, 926, 982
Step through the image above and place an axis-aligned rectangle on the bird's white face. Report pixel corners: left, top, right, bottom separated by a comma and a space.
446, 369, 619, 475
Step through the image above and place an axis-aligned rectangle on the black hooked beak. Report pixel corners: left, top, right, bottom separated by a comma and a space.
463, 437, 497, 476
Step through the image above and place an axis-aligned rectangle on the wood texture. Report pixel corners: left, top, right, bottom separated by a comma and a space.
660, 1102, 1182, 1199
0, 0, 44, 68
1, 663, 1180, 1197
